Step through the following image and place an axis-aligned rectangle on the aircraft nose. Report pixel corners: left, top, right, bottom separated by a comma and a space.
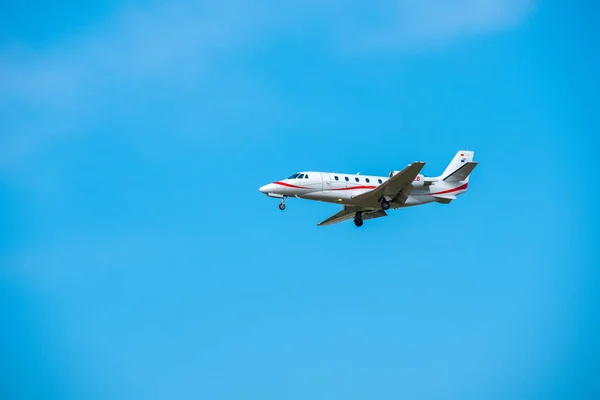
259, 183, 274, 194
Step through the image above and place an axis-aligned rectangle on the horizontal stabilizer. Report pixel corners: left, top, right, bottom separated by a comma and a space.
444, 162, 477, 182
432, 195, 455, 204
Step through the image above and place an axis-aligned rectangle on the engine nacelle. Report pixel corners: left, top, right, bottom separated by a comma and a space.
411, 174, 425, 187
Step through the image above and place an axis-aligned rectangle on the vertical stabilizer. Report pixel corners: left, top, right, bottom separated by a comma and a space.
441, 150, 475, 180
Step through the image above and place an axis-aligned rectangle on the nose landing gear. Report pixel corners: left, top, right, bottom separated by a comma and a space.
279, 196, 287, 211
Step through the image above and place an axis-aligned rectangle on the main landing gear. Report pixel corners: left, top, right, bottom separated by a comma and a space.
279, 196, 287, 211
354, 212, 363, 227
379, 197, 390, 210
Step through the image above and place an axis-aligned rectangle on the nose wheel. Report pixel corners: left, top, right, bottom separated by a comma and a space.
279, 196, 287, 211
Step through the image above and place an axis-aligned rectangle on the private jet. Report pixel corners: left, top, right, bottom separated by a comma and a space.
259, 150, 477, 226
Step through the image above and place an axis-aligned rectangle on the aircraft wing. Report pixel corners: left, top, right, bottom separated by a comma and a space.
318, 206, 388, 226
352, 162, 426, 206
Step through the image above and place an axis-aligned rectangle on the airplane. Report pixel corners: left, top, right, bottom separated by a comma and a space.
259, 150, 477, 227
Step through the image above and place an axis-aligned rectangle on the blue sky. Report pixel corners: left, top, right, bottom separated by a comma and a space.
1, 0, 598, 399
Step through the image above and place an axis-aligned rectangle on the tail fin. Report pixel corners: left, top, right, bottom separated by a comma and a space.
441, 150, 475, 181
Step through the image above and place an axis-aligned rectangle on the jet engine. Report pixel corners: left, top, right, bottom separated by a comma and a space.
412, 174, 425, 187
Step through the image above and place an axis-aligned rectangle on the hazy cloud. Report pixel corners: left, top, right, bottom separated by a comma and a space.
334, 0, 536, 50
0, 0, 536, 169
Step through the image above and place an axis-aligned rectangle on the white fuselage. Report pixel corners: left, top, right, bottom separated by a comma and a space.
259, 171, 468, 210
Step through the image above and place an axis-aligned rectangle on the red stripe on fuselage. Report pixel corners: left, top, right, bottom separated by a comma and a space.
429, 182, 468, 195
273, 181, 311, 189
332, 185, 377, 191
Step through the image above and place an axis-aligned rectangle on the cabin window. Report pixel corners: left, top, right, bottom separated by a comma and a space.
366, 178, 370, 183
345, 177, 349, 182
334, 176, 339, 181
355, 177, 359, 182
378, 179, 383, 184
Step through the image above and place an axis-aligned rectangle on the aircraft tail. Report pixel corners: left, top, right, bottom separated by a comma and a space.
441, 150, 476, 182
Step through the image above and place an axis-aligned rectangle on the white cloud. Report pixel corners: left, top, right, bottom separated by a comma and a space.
333, 0, 536, 50
0, 0, 536, 170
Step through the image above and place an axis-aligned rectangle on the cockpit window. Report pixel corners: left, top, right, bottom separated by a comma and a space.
287, 173, 300, 179
298, 174, 305, 179
305, 174, 309, 179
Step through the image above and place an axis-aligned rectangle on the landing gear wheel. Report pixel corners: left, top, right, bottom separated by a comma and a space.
354, 212, 363, 227
279, 203, 286, 211
380, 199, 390, 210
